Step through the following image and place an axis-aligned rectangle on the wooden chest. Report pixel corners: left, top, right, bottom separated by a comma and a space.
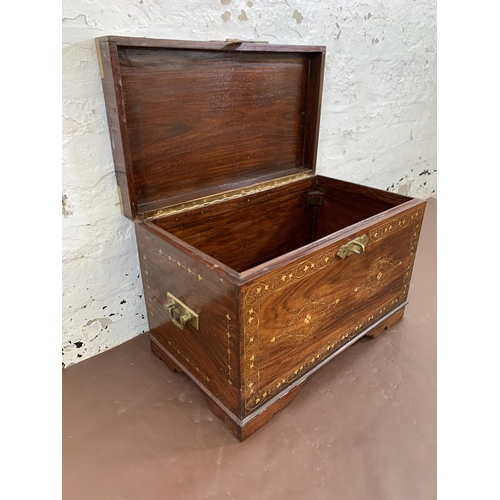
96, 36, 426, 441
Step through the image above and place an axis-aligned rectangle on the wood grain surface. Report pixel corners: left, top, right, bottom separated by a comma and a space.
155, 181, 316, 272
239, 203, 425, 416
136, 187, 425, 438
97, 37, 325, 220
136, 223, 241, 415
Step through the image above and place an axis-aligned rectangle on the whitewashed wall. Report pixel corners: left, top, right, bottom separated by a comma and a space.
62, 0, 437, 366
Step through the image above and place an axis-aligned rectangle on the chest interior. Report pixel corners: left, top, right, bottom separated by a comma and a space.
153, 176, 411, 273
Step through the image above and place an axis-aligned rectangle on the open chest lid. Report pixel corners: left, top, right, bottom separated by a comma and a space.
96, 36, 326, 221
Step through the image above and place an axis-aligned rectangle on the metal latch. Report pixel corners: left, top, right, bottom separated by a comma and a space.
165, 293, 200, 330
337, 235, 369, 259
307, 190, 326, 206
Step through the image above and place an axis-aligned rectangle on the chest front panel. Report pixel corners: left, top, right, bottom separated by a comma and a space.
240, 205, 424, 415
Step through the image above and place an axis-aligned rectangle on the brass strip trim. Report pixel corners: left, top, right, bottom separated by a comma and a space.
225, 38, 269, 44
95, 38, 104, 79
143, 171, 312, 220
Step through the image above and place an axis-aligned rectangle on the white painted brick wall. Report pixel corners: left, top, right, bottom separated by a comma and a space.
62, 0, 436, 367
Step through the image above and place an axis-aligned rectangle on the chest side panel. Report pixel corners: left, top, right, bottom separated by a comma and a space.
240, 203, 425, 415
135, 223, 240, 415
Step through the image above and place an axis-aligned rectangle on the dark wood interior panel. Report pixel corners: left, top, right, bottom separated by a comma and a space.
157, 189, 315, 272
314, 176, 410, 239
118, 47, 319, 207
154, 177, 316, 231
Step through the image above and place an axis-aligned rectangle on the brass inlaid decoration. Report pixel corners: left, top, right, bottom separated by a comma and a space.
270, 294, 341, 345
166, 339, 211, 383
141, 256, 207, 379
403, 218, 422, 292
243, 206, 424, 414
243, 245, 341, 410
144, 172, 312, 220
159, 247, 203, 282
245, 295, 407, 412
368, 209, 423, 303
224, 313, 235, 386
354, 255, 401, 295
141, 245, 211, 387
368, 210, 421, 242
144, 246, 235, 391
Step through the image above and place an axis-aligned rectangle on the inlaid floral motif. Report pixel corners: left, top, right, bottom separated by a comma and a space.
269, 294, 341, 344
161, 250, 203, 281
242, 206, 424, 414
354, 255, 402, 295
165, 339, 211, 383
224, 313, 235, 386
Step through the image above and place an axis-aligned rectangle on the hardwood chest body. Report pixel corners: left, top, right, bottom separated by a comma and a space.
96, 36, 426, 441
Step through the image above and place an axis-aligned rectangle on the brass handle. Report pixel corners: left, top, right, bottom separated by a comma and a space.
165, 293, 200, 330
166, 300, 192, 330
337, 235, 369, 259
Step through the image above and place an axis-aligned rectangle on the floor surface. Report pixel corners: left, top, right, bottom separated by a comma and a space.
62, 198, 436, 500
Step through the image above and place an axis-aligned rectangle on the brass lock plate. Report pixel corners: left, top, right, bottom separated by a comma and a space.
165, 292, 200, 330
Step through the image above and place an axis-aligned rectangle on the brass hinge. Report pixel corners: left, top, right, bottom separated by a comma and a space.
225, 38, 269, 44
142, 171, 311, 220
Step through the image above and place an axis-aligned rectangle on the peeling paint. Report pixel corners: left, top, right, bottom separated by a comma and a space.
221, 0, 231, 4
397, 181, 412, 195
83, 318, 113, 328
247, 1, 253, 7
292, 9, 303, 24
62, 194, 73, 217
221, 11, 231, 22
238, 10, 248, 22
